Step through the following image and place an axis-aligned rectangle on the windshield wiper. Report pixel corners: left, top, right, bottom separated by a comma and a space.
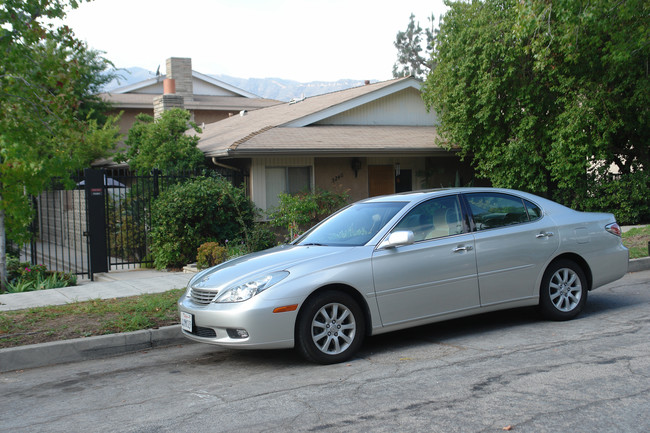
300, 242, 326, 246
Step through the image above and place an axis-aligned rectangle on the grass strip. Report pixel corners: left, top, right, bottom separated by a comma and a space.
0, 289, 184, 349
622, 225, 650, 259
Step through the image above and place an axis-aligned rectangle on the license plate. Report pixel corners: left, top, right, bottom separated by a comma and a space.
181, 312, 193, 332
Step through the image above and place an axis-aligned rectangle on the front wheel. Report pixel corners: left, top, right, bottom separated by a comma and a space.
539, 260, 588, 321
296, 291, 365, 364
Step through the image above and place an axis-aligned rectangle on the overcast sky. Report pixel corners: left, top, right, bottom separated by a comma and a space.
63, 0, 448, 82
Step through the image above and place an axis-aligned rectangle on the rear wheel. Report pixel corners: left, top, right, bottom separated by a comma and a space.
539, 260, 588, 321
296, 291, 365, 364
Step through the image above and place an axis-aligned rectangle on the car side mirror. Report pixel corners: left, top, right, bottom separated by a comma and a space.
378, 231, 415, 249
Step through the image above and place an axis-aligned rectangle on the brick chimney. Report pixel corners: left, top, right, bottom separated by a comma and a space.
166, 57, 193, 101
153, 78, 184, 119
153, 57, 194, 120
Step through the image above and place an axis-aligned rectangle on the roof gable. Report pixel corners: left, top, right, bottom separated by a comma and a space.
283, 77, 423, 127
110, 71, 258, 98
315, 87, 437, 126
198, 77, 430, 156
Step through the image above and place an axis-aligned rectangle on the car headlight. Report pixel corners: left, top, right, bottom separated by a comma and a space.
215, 271, 289, 303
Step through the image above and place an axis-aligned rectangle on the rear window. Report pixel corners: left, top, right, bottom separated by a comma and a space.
465, 193, 536, 230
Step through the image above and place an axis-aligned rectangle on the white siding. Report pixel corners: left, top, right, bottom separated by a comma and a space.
133, 82, 164, 94
193, 80, 241, 96
315, 88, 438, 126
125, 79, 242, 96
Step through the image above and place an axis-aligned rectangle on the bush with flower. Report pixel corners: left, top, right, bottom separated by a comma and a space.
5, 257, 77, 293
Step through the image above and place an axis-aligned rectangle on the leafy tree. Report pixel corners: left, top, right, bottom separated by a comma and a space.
392, 13, 437, 80
118, 108, 206, 175
0, 0, 120, 291
422, 0, 649, 223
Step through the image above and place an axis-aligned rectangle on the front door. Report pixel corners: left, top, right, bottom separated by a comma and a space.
368, 165, 394, 197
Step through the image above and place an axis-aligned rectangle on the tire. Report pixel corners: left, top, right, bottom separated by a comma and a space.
296, 291, 365, 364
539, 259, 588, 321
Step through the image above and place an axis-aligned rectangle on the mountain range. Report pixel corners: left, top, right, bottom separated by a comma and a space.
104, 67, 373, 102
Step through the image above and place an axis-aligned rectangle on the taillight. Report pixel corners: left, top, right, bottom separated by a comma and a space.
605, 222, 622, 237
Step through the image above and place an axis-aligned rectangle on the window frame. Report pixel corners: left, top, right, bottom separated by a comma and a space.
388, 194, 471, 243
460, 192, 544, 232
265, 166, 313, 210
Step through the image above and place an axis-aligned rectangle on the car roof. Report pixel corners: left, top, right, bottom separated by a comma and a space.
360, 187, 562, 208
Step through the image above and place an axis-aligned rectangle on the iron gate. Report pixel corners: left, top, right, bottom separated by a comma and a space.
21, 167, 247, 280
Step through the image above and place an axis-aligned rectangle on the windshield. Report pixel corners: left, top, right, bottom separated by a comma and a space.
296, 202, 407, 246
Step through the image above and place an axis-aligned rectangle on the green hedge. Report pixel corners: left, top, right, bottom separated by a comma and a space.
150, 176, 257, 269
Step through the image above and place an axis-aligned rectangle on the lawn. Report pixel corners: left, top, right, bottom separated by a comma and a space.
0, 289, 184, 349
623, 225, 650, 259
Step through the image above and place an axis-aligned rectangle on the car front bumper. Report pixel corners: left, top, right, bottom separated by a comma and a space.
178, 292, 300, 349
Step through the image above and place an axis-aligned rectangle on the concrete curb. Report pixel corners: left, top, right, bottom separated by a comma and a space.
0, 325, 193, 373
1, 260, 649, 374
629, 257, 650, 273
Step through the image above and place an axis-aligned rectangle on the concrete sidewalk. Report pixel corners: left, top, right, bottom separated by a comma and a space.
0, 269, 192, 312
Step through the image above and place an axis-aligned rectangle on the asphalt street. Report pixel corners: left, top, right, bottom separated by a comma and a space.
1, 270, 648, 433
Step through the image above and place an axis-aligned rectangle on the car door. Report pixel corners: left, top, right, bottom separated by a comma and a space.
463, 192, 559, 306
371, 195, 480, 326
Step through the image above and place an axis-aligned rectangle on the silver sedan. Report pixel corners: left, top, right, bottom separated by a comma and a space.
178, 188, 628, 364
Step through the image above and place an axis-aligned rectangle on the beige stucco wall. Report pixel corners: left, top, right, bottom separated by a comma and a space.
107, 108, 153, 136
314, 157, 369, 202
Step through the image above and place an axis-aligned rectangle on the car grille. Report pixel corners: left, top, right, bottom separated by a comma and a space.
190, 287, 219, 305
195, 326, 217, 338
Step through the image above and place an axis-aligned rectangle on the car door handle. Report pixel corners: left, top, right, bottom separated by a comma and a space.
536, 232, 554, 238
453, 245, 474, 253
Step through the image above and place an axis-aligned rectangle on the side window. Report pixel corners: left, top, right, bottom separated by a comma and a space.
393, 195, 464, 241
524, 200, 542, 221
466, 193, 530, 231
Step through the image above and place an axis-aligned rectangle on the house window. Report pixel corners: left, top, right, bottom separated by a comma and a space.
265, 166, 312, 210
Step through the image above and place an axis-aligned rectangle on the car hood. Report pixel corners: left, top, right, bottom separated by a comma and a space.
189, 244, 351, 291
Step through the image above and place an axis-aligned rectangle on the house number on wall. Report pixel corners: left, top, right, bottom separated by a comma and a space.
331, 173, 344, 184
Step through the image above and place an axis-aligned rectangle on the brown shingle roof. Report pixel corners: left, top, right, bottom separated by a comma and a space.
198, 76, 437, 157
223, 126, 444, 155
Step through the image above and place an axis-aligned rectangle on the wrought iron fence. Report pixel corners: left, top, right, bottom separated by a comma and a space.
19, 166, 248, 280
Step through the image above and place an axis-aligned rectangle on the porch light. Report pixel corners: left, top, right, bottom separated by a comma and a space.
351, 158, 362, 178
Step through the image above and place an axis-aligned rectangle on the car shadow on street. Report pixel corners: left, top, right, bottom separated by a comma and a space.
189, 289, 644, 367
359, 307, 540, 357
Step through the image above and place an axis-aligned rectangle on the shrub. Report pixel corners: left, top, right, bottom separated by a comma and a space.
268, 189, 350, 241
150, 176, 257, 269
246, 223, 278, 252
196, 242, 228, 270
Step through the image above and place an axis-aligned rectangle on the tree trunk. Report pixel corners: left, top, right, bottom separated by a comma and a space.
0, 202, 6, 293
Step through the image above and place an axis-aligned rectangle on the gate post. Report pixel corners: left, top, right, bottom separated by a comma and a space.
84, 168, 108, 274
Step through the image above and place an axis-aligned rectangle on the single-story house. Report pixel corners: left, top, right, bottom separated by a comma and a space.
100, 57, 281, 136
197, 76, 481, 213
